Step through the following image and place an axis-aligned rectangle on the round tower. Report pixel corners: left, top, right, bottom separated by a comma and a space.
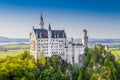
82, 29, 88, 47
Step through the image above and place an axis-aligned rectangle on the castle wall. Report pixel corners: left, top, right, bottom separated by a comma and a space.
30, 16, 88, 66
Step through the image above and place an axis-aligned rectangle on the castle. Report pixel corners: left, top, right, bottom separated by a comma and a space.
30, 15, 88, 66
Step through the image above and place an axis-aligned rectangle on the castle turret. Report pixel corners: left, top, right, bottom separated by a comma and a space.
48, 23, 51, 32
48, 23, 52, 38
39, 14, 44, 29
48, 23, 52, 57
82, 29, 88, 48
104, 45, 109, 52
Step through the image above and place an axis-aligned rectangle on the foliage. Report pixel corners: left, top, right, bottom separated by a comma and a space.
0, 45, 120, 80
83, 46, 118, 80
0, 51, 69, 80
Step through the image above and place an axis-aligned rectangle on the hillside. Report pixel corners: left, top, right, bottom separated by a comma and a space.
0, 37, 29, 43
0, 46, 120, 80
68, 38, 120, 47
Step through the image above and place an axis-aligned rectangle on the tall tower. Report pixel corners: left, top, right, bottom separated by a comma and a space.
82, 29, 88, 48
48, 23, 52, 57
39, 14, 44, 29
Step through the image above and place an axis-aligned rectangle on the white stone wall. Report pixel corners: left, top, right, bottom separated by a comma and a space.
66, 43, 84, 66
36, 37, 66, 57
37, 38, 48, 56
30, 30, 38, 61
30, 27, 87, 66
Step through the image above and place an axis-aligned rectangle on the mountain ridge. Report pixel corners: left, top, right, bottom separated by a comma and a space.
0, 36, 120, 46
0, 36, 29, 43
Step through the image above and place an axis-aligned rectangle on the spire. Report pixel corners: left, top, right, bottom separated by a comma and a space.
48, 23, 51, 31
39, 14, 44, 29
48, 23, 52, 38
40, 14, 43, 21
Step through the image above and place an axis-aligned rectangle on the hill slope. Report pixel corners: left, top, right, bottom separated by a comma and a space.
0, 37, 29, 43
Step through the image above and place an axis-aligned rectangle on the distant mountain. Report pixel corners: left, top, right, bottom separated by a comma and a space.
88, 38, 120, 46
88, 38, 120, 43
68, 38, 120, 46
0, 37, 29, 43
0, 36, 120, 46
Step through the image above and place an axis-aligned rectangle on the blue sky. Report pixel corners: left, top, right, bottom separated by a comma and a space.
0, 0, 120, 38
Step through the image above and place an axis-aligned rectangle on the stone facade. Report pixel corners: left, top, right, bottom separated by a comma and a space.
30, 15, 88, 66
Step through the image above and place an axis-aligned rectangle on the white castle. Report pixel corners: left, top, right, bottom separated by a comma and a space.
30, 15, 88, 66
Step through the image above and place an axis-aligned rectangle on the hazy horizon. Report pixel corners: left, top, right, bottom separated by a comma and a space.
0, 0, 120, 39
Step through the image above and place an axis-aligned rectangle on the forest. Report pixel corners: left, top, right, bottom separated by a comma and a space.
0, 45, 120, 80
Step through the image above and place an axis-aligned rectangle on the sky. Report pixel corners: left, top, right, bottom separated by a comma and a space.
0, 0, 120, 39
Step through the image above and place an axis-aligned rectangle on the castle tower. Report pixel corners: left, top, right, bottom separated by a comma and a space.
104, 45, 109, 52
82, 29, 88, 48
39, 14, 44, 29
48, 23, 51, 31
48, 23, 52, 57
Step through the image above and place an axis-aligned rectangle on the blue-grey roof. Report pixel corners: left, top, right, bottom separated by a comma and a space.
34, 29, 48, 38
51, 30, 66, 38
33, 29, 66, 38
